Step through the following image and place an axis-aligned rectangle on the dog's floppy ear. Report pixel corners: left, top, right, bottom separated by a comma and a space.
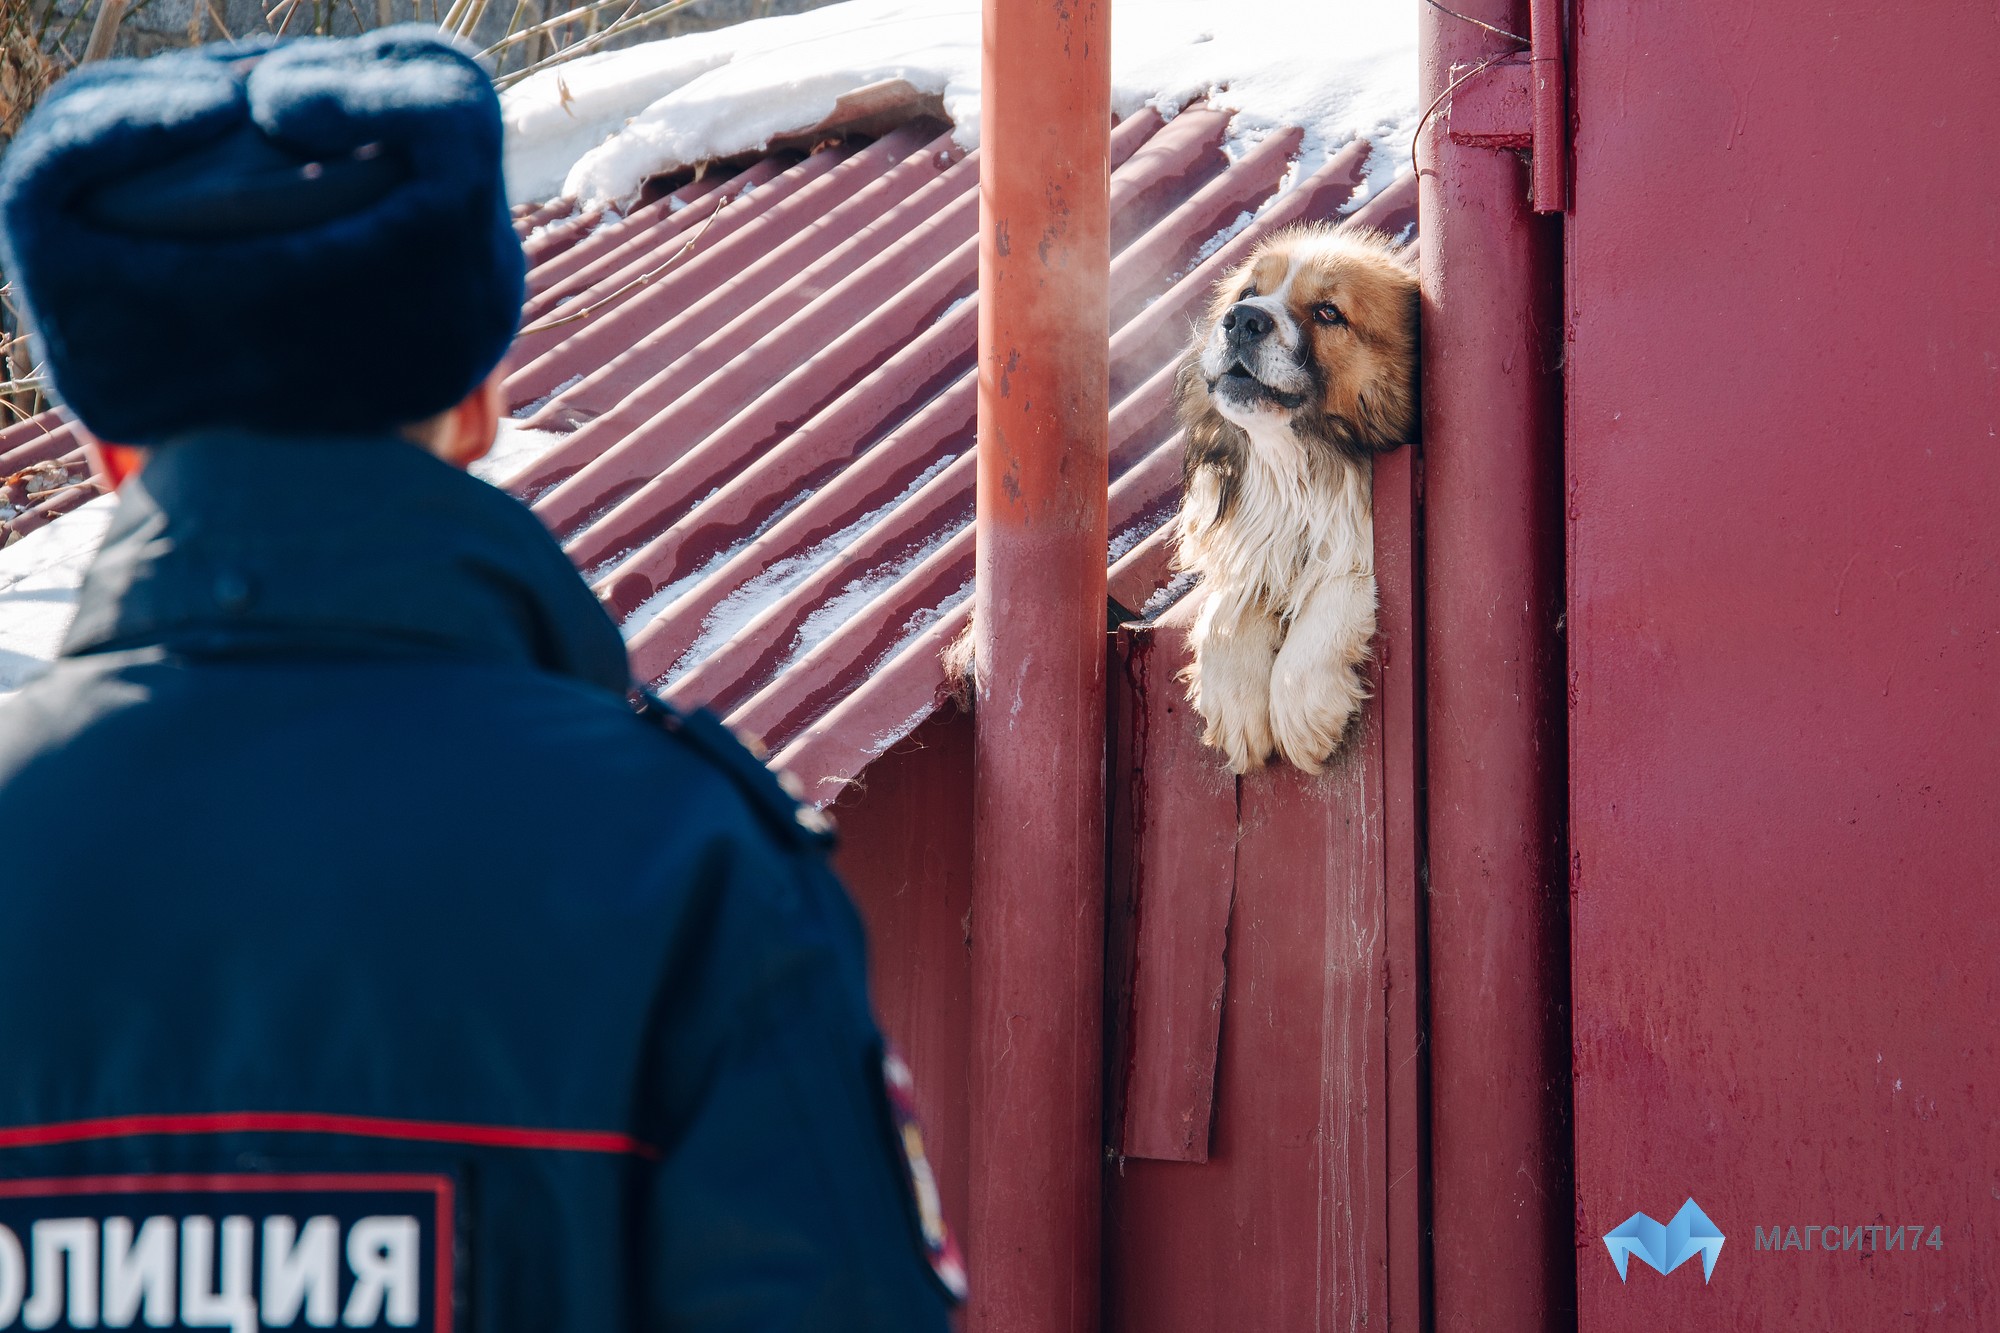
1176, 346, 1244, 526
1349, 260, 1422, 450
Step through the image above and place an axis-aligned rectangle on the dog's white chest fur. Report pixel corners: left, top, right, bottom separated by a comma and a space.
1177, 418, 1378, 774
1182, 417, 1374, 618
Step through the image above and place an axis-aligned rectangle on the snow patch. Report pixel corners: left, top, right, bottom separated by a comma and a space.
475, 419, 569, 485
666, 453, 961, 682
510, 373, 584, 421
503, 0, 1418, 207
787, 519, 962, 669
0, 494, 115, 697
618, 544, 738, 642
1140, 569, 1199, 619
1108, 515, 1165, 562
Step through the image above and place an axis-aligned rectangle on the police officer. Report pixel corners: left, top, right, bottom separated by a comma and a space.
0, 28, 957, 1332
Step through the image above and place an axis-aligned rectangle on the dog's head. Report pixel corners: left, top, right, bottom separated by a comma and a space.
1181, 224, 1418, 465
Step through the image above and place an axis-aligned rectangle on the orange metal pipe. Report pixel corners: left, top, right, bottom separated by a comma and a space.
967, 0, 1110, 1326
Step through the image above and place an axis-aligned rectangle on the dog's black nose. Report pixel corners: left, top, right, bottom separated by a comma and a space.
1221, 302, 1274, 347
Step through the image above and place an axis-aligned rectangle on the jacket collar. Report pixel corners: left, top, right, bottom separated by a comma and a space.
62, 430, 632, 697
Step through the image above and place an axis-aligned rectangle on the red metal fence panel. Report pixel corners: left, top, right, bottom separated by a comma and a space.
1567, 1, 2000, 1327
1099, 447, 1425, 1333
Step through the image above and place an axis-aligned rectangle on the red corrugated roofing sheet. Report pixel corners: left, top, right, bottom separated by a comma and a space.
501, 106, 1415, 802
1, 106, 1416, 804
0, 415, 98, 544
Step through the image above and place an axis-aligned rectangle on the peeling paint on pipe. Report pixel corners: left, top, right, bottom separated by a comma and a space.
966, 0, 1111, 1327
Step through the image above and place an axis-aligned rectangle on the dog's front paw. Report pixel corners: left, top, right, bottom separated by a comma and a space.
1193, 672, 1276, 774
1183, 596, 1282, 774
1267, 656, 1367, 775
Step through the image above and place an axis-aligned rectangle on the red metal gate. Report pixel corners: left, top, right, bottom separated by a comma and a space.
1566, 1, 2000, 1326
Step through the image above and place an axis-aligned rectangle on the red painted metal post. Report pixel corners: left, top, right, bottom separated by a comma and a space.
967, 0, 1110, 1328
1418, 1, 1572, 1331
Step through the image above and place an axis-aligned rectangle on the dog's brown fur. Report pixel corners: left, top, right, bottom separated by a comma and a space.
1173, 224, 1418, 772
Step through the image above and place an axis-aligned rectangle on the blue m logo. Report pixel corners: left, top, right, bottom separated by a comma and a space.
1602, 1199, 1725, 1283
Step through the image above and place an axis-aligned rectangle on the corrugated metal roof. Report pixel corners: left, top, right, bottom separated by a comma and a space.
501, 106, 1415, 803
0, 106, 1415, 804
0, 415, 97, 545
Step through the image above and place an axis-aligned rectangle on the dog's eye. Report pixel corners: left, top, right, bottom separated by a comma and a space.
1239, 287, 1256, 300
1312, 302, 1347, 326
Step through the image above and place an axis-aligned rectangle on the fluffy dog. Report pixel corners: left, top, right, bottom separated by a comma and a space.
1173, 224, 1418, 773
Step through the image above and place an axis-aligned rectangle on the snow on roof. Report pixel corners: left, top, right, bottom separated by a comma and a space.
503, 0, 1417, 206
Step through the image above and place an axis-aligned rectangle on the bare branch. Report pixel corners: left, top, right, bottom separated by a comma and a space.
82, 0, 132, 63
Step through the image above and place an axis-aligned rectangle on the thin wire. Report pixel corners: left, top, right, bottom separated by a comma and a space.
1420, 0, 1529, 46
1409, 49, 1517, 178
516, 193, 731, 336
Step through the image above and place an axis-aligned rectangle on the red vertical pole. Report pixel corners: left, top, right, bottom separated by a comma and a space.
967, 0, 1110, 1328
1418, 1, 1573, 1332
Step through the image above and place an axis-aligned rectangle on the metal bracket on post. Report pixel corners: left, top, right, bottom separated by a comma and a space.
1528, 0, 1568, 212
1444, 55, 1534, 150
1440, 5, 1568, 212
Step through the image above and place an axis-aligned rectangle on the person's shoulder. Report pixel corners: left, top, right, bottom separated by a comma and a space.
625, 690, 836, 855
454, 664, 833, 858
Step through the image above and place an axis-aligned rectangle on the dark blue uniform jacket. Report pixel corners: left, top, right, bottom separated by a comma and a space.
0, 432, 954, 1333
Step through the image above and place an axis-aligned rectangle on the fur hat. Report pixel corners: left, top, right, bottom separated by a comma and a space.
0, 28, 525, 444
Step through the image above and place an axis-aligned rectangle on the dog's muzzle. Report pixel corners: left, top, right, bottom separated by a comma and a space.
1202, 299, 1310, 412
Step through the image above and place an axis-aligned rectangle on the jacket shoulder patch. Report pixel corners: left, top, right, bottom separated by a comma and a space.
631, 692, 835, 849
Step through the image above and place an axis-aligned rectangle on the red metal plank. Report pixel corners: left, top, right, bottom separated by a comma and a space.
1105, 525, 1174, 616
506, 148, 976, 499
1372, 445, 1428, 1333
560, 254, 977, 569
516, 167, 734, 321
826, 709, 975, 1255
661, 452, 974, 712
515, 161, 753, 325
1110, 594, 1239, 1163
511, 148, 838, 373
0, 416, 79, 476
1100, 107, 1228, 248
622, 382, 978, 680
669, 420, 1175, 739
520, 203, 605, 267
1106, 125, 1301, 328
511, 110, 1164, 462
727, 527, 971, 752
539, 218, 978, 546
1105, 674, 1393, 1331
773, 602, 971, 808
520, 126, 965, 433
